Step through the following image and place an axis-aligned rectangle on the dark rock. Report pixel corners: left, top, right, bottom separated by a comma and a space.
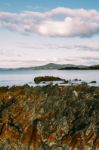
34, 76, 64, 84
90, 81, 97, 83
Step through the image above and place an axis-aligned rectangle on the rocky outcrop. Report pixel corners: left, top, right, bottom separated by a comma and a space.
0, 83, 99, 149
34, 76, 65, 84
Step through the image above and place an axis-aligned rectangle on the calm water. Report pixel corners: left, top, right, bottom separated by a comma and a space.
0, 69, 99, 87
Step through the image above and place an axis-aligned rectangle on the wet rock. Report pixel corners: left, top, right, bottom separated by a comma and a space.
74, 78, 81, 81
90, 81, 97, 84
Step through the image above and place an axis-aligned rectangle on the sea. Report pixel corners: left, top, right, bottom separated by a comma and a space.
0, 69, 99, 87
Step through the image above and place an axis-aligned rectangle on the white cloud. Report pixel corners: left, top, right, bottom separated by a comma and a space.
37, 18, 99, 37
0, 7, 99, 37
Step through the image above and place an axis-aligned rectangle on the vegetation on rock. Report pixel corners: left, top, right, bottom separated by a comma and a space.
0, 83, 99, 149
34, 76, 64, 84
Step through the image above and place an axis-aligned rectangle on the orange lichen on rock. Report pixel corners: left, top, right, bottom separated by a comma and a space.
48, 134, 57, 145
94, 139, 99, 148
62, 134, 72, 145
2, 112, 9, 123
22, 124, 33, 144
0, 84, 99, 149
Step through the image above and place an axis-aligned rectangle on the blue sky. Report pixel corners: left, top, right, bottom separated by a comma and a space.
0, 0, 99, 68
0, 0, 99, 12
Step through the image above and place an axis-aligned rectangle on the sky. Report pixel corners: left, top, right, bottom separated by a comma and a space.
0, 0, 99, 68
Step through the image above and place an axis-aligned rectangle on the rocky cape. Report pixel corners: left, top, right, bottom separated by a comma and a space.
0, 83, 99, 150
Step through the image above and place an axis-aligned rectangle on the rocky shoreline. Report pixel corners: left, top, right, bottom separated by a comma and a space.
0, 83, 99, 150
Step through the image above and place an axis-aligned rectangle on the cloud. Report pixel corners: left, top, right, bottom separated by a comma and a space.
0, 41, 99, 68
75, 45, 99, 52
37, 19, 99, 37
0, 7, 99, 37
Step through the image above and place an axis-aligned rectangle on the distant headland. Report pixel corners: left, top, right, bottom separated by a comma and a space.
0, 63, 99, 70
